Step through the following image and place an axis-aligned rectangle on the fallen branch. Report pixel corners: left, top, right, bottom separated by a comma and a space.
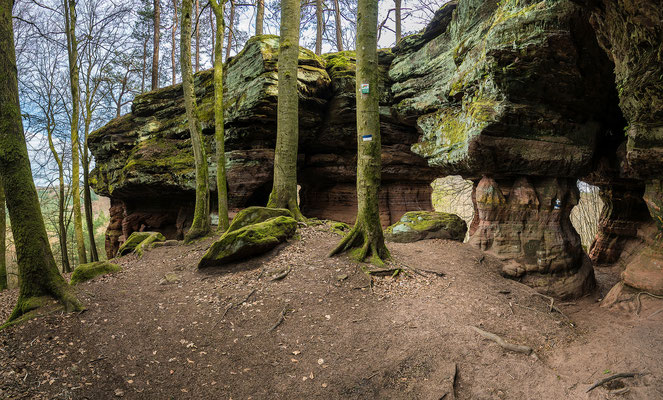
88, 356, 107, 364
648, 308, 663, 319
531, 292, 555, 313
269, 306, 288, 332
408, 266, 445, 278
471, 326, 532, 355
239, 289, 256, 305
635, 292, 663, 315
270, 267, 291, 281
586, 372, 639, 393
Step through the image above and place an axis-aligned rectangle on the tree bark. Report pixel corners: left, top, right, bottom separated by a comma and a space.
47, 120, 72, 272
152, 0, 161, 90
0, 0, 82, 322
171, 0, 178, 85
195, 0, 200, 72
210, 5, 214, 64
181, 0, 211, 242
329, 0, 389, 265
0, 181, 5, 291
210, 0, 229, 231
225, 0, 235, 61
64, 0, 87, 266
394, 0, 401, 43
333, 0, 343, 51
82, 114, 99, 262
266, 0, 304, 220
315, 0, 323, 55
255, 0, 264, 35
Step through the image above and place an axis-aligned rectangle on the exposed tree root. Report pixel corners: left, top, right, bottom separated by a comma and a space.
635, 291, 663, 315
268, 306, 288, 332
329, 223, 390, 267
183, 227, 210, 244
471, 326, 533, 355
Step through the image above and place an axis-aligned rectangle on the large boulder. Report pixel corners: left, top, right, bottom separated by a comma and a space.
198, 216, 298, 268
385, 211, 467, 243
70, 262, 122, 285
226, 206, 294, 233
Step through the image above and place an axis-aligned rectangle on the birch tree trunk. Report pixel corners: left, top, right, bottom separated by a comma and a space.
329, 0, 389, 265
210, 0, 229, 231
333, 0, 343, 51
266, 0, 304, 220
255, 0, 264, 35
0, 0, 82, 322
152, 0, 161, 90
181, 0, 211, 242
64, 0, 87, 265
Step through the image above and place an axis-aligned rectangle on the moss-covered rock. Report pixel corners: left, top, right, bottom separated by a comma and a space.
134, 232, 167, 258
117, 232, 165, 256
70, 261, 122, 285
384, 211, 467, 243
227, 206, 294, 233
198, 216, 297, 268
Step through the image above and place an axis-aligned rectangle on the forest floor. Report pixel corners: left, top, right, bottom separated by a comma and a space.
0, 223, 662, 400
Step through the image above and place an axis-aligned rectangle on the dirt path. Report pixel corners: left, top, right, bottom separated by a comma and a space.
1, 224, 661, 399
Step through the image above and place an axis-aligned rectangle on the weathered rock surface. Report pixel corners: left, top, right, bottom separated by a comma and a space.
198, 216, 297, 268
385, 211, 467, 243
117, 231, 165, 257
70, 262, 122, 285
226, 206, 293, 233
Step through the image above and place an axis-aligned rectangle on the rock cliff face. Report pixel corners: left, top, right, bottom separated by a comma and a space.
90, 0, 663, 298
89, 36, 434, 258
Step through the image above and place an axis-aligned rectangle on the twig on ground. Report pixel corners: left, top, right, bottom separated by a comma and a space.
221, 304, 233, 319
452, 363, 458, 399
586, 372, 639, 393
363, 371, 379, 381
88, 356, 107, 364
531, 292, 555, 312
508, 302, 514, 315
269, 306, 288, 332
408, 266, 445, 277
270, 267, 291, 281
635, 292, 663, 315
648, 308, 663, 319
239, 289, 256, 305
470, 326, 533, 355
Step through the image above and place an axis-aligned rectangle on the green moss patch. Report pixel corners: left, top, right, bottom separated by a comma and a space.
118, 232, 166, 256
70, 261, 122, 285
384, 211, 467, 243
198, 216, 298, 268
227, 206, 294, 233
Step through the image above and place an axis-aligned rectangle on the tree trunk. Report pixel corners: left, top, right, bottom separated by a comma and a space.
142, 36, 148, 92
225, 0, 235, 61
171, 0, 178, 85
266, 0, 304, 220
47, 123, 71, 272
82, 116, 99, 262
0, 181, 6, 291
315, 0, 323, 55
181, 0, 211, 242
210, 0, 229, 232
333, 0, 343, 51
64, 0, 87, 266
152, 0, 161, 90
255, 0, 264, 35
210, 6, 214, 64
329, 0, 389, 265
394, 0, 401, 43
0, 0, 82, 322
195, 0, 199, 72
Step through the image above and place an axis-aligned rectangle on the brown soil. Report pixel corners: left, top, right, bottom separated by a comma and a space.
1, 223, 661, 399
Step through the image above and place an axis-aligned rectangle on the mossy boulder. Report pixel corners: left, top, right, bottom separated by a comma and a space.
134, 232, 167, 258
227, 206, 294, 233
198, 216, 298, 268
384, 211, 467, 243
70, 261, 122, 285
117, 231, 165, 256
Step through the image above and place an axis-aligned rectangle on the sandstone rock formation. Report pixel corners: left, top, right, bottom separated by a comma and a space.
90, 0, 663, 298
70, 261, 122, 285
90, 36, 434, 258
385, 211, 466, 243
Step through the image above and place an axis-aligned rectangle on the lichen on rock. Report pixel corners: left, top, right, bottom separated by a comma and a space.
384, 211, 467, 243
